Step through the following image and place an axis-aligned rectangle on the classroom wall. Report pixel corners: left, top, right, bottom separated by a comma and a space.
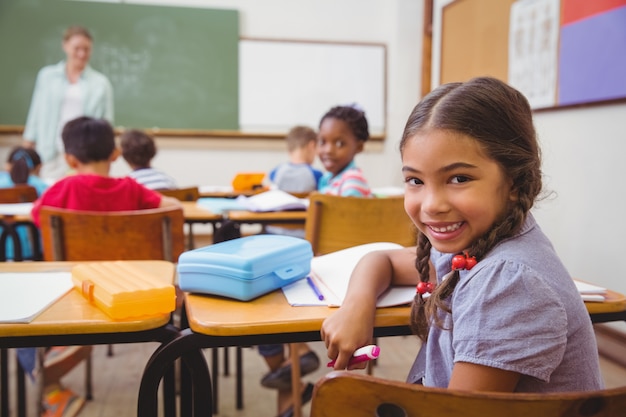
1, 0, 625, 331
110, 0, 423, 190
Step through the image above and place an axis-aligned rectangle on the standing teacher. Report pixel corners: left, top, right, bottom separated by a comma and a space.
22, 25, 114, 181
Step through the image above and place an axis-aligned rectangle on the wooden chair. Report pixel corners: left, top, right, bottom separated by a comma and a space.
39, 205, 185, 262
0, 185, 38, 203
37, 205, 185, 405
159, 187, 200, 250
304, 192, 416, 256
284, 193, 416, 415
311, 371, 626, 417
159, 186, 200, 202
0, 185, 41, 261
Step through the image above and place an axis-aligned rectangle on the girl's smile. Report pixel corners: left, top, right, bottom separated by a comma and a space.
402, 129, 516, 254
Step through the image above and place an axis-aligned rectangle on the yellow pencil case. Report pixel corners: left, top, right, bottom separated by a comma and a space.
72, 261, 176, 320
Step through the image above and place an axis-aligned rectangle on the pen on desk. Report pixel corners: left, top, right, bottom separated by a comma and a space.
306, 276, 325, 301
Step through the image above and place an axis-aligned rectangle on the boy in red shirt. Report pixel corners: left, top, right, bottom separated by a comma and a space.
32, 116, 179, 225
28, 116, 180, 417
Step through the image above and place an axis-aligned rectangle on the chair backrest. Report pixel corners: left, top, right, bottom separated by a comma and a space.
0, 185, 41, 261
38, 206, 185, 262
311, 371, 626, 417
0, 185, 38, 203
158, 186, 200, 202
304, 193, 416, 256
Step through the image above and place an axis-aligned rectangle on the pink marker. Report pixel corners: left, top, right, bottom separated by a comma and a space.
327, 345, 380, 368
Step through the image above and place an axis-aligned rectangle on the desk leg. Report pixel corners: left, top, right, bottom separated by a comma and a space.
187, 223, 195, 250
16, 354, 26, 417
1, 348, 8, 417
138, 330, 212, 417
290, 344, 302, 417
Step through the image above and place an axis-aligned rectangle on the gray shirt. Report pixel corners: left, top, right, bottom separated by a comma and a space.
269, 163, 322, 193
407, 214, 603, 392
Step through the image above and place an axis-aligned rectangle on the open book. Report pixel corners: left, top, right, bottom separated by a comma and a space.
0, 272, 73, 323
282, 242, 416, 307
574, 280, 607, 302
236, 189, 309, 212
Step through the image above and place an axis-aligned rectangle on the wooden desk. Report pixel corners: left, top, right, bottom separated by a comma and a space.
199, 186, 269, 199
137, 284, 626, 417
0, 261, 193, 417
180, 201, 223, 249
136, 289, 407, 417
226, 209, 307, 226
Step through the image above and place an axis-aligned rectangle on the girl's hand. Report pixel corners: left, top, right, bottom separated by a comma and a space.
320, 247, 416, 370
321, 301, 376, 370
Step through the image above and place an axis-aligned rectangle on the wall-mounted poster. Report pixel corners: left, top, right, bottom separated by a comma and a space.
558, 0, 626, 106
508, 0, 560, 109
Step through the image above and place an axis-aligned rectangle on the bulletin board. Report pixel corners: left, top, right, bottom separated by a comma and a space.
431, 0, 626, 109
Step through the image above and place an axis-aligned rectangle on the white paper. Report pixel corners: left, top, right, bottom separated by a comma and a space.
199, 185, 234, 194
0, 272, 73, 323
508, 0, 560, 108
0, 203, 33, 216
573, 280, 607, 294
236, 190, 308, 212
282, 242, 415, 308
574, 280, 607, 302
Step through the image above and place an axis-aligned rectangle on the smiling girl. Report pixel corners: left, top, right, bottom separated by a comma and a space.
321, 77, 603, 393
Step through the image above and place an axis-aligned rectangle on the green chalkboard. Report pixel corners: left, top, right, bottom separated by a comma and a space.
0, 0, 239, 130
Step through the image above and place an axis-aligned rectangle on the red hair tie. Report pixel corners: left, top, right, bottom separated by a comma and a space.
416, 281, 434, 295
451, 253, 477, 271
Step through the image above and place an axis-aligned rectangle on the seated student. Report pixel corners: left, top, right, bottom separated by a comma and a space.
265, 125, 323, 237
317, 104, 372, 197
0, 146, 48, 260
322, 77, 603, 393
259, 106, 373, 417
259, 126, 323, 417
119, 128, 177, 191
0, 146, 48, 194
26, 116, 180, 417
268, 125, 322, 194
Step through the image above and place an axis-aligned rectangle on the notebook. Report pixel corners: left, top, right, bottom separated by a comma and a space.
0, 272, 73, 323
574, 280, 607, 302
235, 189, 308, 212
282, 242, 415, 307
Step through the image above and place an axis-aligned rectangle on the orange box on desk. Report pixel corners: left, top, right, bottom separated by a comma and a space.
71, 261, 176, 320
231, 172, 266, 192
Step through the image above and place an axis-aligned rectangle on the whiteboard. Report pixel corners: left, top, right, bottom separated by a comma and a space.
239, 39, 386, 135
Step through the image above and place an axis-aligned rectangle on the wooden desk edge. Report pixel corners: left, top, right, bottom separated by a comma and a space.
0, 261, 176, 336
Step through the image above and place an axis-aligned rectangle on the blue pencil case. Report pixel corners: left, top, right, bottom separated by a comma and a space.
177, 235, 312, 301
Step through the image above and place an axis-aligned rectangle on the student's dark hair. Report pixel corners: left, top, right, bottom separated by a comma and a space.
400, 77, 542, 342
62, 116, 115, 164
319, 105, 369, 142
120, 129, 156, 168
7, 146, 41, 184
